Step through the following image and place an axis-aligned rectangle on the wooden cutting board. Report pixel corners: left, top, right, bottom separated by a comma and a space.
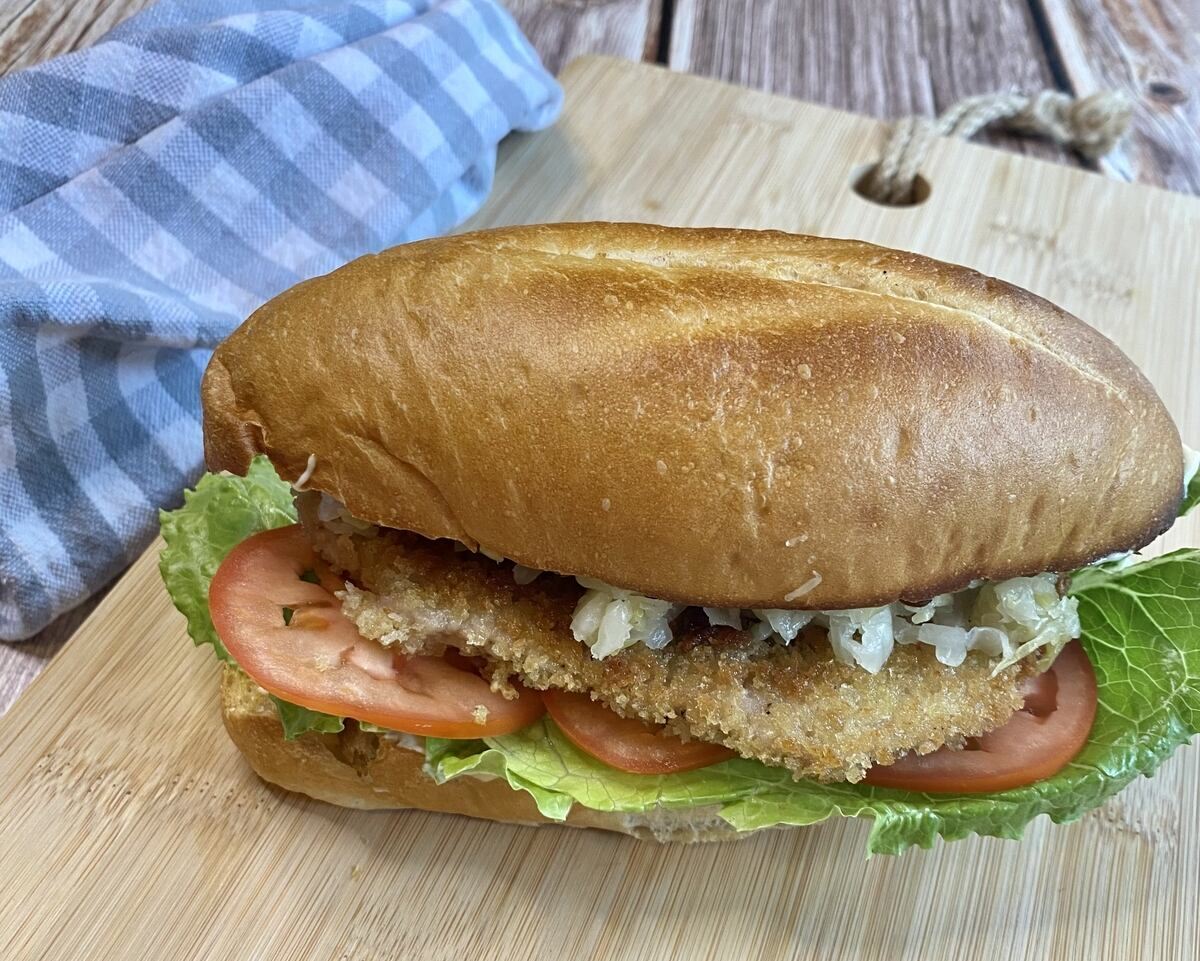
2, 56, 1198, 961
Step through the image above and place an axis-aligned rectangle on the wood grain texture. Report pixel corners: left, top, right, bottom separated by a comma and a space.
0, 591, 106, 716
504, 0, 662, 74
667, 0, 1070, 161
1, 57, 1198, 960
1034, 0, 1200, 193
0, 0, 154, 73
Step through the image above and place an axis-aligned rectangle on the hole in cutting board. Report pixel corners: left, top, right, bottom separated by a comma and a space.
849, 163, 931, 207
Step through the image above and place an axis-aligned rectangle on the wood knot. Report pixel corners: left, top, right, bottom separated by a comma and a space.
1147, 80, 1187, 106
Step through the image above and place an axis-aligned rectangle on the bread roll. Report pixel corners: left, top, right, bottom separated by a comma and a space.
203, 223, 1182, 609
221, 665, 740, 842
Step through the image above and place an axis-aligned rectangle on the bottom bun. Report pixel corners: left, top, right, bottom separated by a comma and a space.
221, 665, 744, 843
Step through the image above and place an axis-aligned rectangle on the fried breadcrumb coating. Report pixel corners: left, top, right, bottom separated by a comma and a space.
301, 503, 1029, 783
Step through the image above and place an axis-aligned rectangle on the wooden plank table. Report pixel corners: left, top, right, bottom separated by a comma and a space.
2, 0, 1198, 707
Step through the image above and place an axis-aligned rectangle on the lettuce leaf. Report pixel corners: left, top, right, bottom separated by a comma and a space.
271, 696, 345, 738
1183, 467, 1200, 517
162, 464, 1200, 854
428, 550, 1200, 855
426, 734, 577, 820
159, 458, 296, 661
159, 458, 342, 737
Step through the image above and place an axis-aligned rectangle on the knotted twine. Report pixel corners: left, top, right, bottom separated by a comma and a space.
860, 90, 1134, 205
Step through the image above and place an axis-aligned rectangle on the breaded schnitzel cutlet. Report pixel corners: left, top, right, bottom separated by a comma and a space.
304, 499, 1030, 783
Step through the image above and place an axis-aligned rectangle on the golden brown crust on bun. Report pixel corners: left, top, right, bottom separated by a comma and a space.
220, 665, 741, 842
203, 222, 1183, 609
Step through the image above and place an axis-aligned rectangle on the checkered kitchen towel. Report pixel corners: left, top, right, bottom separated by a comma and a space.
0, 0, 561, 640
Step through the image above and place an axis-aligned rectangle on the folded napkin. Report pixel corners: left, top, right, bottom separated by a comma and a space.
0, 0, 561, 640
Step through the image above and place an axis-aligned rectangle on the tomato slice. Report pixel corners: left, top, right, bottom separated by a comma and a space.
542, 689, 735, 774
208, 525, 544, 738
863, 640, 1097, 794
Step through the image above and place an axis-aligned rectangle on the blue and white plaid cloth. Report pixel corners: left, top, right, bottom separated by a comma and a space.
0, 0, 561, 640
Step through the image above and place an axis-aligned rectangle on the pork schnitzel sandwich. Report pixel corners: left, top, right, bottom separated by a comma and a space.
160, 223, 1200, 855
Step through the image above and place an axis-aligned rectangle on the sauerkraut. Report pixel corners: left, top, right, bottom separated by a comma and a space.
570, 574, 1079, 676
316, 493, 379, 535
570, 577, 684, 658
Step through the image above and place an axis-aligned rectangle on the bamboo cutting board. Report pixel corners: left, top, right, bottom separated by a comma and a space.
2, 56, 1198, 961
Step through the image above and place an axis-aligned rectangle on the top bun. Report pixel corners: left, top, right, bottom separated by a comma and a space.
202, 223, 1183, 609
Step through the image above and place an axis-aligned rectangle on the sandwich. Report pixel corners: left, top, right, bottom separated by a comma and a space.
160, 222, 1200, 855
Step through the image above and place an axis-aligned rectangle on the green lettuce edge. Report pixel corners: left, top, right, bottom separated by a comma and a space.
159, 457, 343, 737
159, 462, 1200, 855
1183, 467, 1200, 517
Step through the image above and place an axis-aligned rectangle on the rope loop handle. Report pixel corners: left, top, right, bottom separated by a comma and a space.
860, 90, 1133, 205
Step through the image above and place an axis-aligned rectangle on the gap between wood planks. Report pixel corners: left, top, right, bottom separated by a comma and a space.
655, 0, 675, 65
